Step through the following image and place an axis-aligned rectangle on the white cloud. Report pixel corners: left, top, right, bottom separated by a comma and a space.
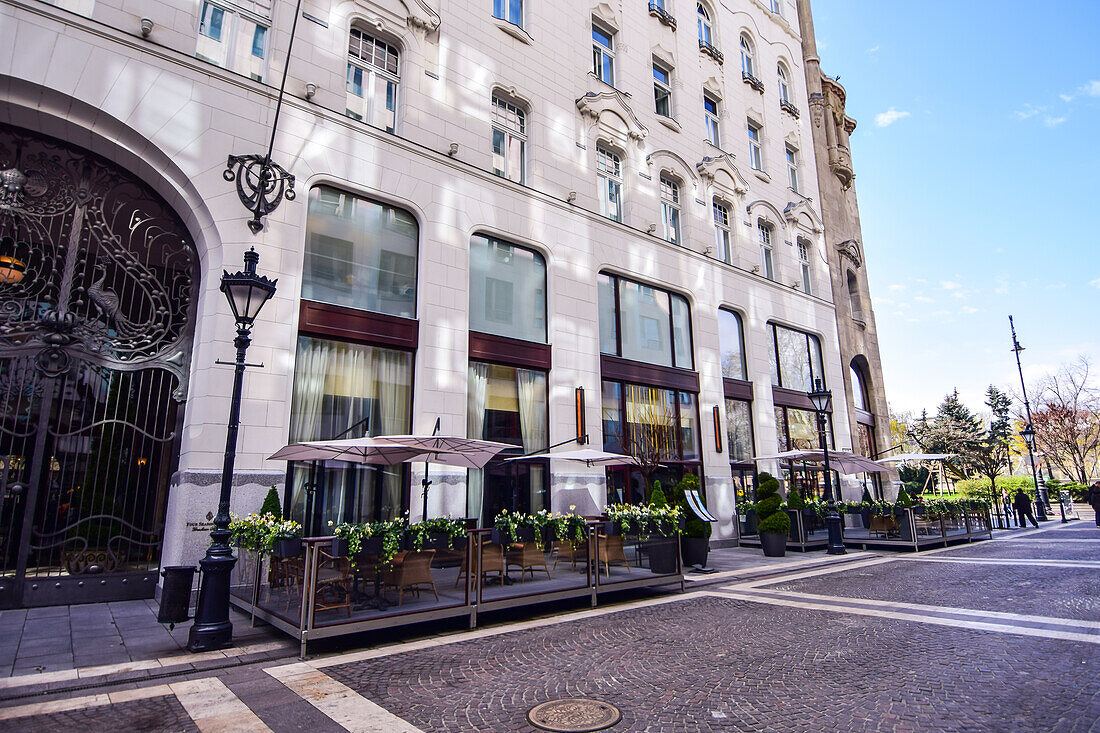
913, 296, 934, 304
940, 280, 961, 290
1090, 278, 1100, 289
1084, 80, 1100, 97
866, 45, 880, 54
1044, 116, 1067, 127
1013, 104, 1045, 120
888, 283, 906, 293
875, 108, 910, 127
1060, 94, 1074, 102
1046, 282, 1066, 291
962, 306, 979, 314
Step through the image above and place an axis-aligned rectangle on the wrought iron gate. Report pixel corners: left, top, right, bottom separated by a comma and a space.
0, 124, 197, 608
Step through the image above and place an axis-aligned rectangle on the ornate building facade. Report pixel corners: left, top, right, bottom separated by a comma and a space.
0, 0, 889, 608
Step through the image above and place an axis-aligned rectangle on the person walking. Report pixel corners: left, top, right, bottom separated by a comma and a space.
1086, 481, 1100, 527
1014, 488, 1039, 528
1002, 490, 1015, 527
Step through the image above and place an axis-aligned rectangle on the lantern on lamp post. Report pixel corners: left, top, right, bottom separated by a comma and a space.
808, 378, 845, 555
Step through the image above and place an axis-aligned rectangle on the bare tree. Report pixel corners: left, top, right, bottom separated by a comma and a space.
621, 385, 677, 491
1029, 357, 1100, 484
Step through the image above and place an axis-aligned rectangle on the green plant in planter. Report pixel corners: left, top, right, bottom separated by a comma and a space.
895, 487, 914, 508
676, 473, 711, 540
229, 513, 301, 553
330, 519, 404, 566
547, 507, 591, 544
648, 481, 667, 507
408, 516, 466, 551
786, 489, 805, 510
754, 473, 790, 535
259, 486, 282, 518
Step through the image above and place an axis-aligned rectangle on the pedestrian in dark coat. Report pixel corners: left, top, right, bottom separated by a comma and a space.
1014, 488, 1039, 528
1086, 481, 1100, 527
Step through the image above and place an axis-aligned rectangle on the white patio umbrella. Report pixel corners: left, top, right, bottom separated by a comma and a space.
876, 453, 953, 463
753, 449, 893, 475
268, 437, 431, 464
504, 448, 641, 467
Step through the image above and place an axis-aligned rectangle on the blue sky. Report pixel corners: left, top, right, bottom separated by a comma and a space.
810, 1, 1100, 415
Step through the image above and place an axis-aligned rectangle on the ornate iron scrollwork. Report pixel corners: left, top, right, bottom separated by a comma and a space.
223, 154, 296, 234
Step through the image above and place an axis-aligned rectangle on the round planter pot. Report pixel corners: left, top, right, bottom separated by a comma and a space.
646, 539, 679, 574
681, 536, 709, 567
760, 531, 787, 557
272, 537, 302, 559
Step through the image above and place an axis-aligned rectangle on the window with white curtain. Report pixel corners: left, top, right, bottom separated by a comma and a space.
491, 94, 526, 184
346, 27, 399, 132
287, 336, 413, 525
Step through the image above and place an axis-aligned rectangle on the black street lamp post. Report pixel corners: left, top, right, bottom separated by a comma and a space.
1021, 425, 1066, 524
1009, 316, 1048, 519
808, 378, 845, 555
188, 248, 277, 652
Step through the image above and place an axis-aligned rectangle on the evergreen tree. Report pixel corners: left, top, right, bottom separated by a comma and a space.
971, 386, 1014, 510
260, 486, 282, 518
911, 390, 985, 481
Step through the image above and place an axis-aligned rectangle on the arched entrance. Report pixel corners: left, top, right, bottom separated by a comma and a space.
0, 123, 198, 608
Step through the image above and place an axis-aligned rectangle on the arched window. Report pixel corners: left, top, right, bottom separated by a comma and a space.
491, 93, 526, 184
777, 63, 791, 104
697, 3, 714, 48
850, 362, 870, 411
660, 175, 681, 244
469, 235, 546, 343
757, 219, 774, 280
847, 270, 864, 321
740, 34, 755, 79
718, 308, 746, 380
712, 200, 732, 264
346, 27, 399, 132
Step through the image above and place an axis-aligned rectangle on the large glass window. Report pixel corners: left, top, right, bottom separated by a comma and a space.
851, 363, 869, 411
718, 308, 746, 380
769, 323, 825, 391
346, 28, 399, 133
599, 273, 693, 369
697, 3, 714, 48
467, 362, 548, 525
287, 336, 413, 526
597, 146, 623, 222
304, 186, 418, 318
602, 381, 700, 504
592, 23, 615, 86
725, 398, 753, 463
469, 235, 546, 343
492, 95, 526, 184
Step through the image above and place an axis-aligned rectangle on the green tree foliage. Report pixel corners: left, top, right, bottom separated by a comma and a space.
260, 486, 282, 518
755, 472, 790, 534
911, 391, 986, 480
786, 488, 805, 510
956, 476, 1035, 499
648, 481, 667, 507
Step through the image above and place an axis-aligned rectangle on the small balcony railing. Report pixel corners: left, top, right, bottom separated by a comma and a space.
699, 40, 724, 64
648, 2, 677, 29
742, 71, 765, 93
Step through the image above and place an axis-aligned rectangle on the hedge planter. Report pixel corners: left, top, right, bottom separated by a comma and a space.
787, 509, 805, 543
420, 532, 453, 551
740, 509, 758, 536
681, 537, 709, 567
272, 537, 302, 559
760, 531, 787, 557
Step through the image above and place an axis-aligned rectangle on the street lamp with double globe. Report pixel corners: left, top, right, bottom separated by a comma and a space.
188, 247, 277, 652
808, 378, 845, 555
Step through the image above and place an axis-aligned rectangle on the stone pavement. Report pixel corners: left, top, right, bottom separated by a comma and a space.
0, 516, 1096, 731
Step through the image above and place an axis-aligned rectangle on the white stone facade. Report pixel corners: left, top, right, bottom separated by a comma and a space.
1, 0, 862, 568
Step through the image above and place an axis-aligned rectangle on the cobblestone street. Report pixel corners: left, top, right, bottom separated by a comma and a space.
1, 519, 1097, 732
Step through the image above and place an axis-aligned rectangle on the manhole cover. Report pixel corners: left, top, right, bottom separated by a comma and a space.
526, 698, 622, 732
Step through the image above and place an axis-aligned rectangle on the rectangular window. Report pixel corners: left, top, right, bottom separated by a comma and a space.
758, 222, 774, 280
798, 241, 812, 294
493, 0, 523, 27
592, 24, 615, 86
747, 120, 763, 170
199, 2, 224, 41
786, 145, 799, 192
304, 185, 418, 318
599, 273, 693, 369
725, 399, 754, 463
491, 96, 526, 184
653, 63, 672, 117
196, 3, 267, 81
660, 177, 680, 245
346, 28, 400, 133
597, 147, 623, 222
704, 94, 721, 146
469, 234, 547, 342
713, 202, 732, 264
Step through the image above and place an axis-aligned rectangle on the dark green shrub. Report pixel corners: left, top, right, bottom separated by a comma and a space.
648, 481, 667, 507
755, 472, 789, 534
260, 486, 282, 518
786, 489, 805, 510
676, 473, 711, 539
895, 487, 913, 508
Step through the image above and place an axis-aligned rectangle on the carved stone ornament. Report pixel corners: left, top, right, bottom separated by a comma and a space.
783, 200, 823, 233
696, 153, 749, 195
836, 238, 863, 268
576, 91, 648, 143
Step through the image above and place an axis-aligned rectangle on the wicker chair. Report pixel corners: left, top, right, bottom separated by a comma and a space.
869, 515, 899, 538
597, 534, 630, 577
551, 540, 588, 570
312, 550, 352, 618
505, 542, 551, 582
382, 550, 438, 606
454, 541, 506, 589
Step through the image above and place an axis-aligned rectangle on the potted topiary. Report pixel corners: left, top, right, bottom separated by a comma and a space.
644, 482, 680, 574
860, 486, 873, 528
755, 473, 789, 557
260, 486, 282, 519
785, 489, 805, 543
676, 474, 711, 567
894, 487, 915, 542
